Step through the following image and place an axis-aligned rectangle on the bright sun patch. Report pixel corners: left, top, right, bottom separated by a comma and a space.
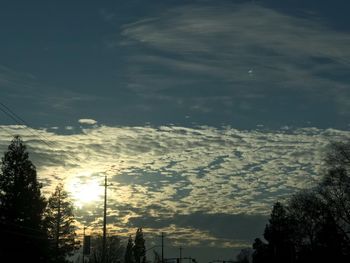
67, 172, 104, 208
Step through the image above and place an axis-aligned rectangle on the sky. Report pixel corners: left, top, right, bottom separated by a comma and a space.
1, 0, 350, 261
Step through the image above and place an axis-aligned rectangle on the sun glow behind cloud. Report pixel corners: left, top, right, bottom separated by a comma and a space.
66, 171, 104, 208
0, 124, 349, 248
1, 124, 348, 214
1, 0, 350, 260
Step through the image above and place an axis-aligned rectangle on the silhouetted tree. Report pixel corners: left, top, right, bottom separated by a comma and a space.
325, 140, 350, 172
125, 235, 135, 263
90, 235, 124, 263
317, 140, 350, 259
0, 136, 49, 262
263, 202, 294, 263
252, 238, 269, 263
288, 190, 336, 262
288, 191, 325, 247
133, 228, 146, 263
44, 183, 80, 262
236, 248, 252, 263
252, 140, 350, 263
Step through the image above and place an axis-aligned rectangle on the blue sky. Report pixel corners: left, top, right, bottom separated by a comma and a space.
1, 0, 350, 129
1, 0, 350, 261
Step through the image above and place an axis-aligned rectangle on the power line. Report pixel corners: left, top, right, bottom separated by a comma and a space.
0, 101, 55, 146
0, 102, 54, 148
0, 101, 82, 165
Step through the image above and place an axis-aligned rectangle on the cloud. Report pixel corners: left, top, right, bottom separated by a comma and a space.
0, 64, 103, 127
119, 2, 350, 117
0, 124, 349, 247
78, 119, 98, 125
122, 3, 350, 63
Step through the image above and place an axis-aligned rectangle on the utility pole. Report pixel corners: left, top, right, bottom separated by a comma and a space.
161, 232, 164, 263
83, 226, 86, 263
102, 174, 108, 263
56, 188, 61, 257
179, 246, 182, 263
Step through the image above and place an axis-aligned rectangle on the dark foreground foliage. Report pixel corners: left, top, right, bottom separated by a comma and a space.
0, 136, 79, 262
251, 140, 350, 263
0, 136, 49, 262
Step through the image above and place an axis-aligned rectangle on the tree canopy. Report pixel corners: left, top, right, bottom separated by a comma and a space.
0, 136, 48, 262
133, 227, 146, 263
252, 139, 350, 263
44, 183, 80, 262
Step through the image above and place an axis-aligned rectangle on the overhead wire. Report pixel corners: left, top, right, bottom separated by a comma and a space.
0, 100, 97, 179
0, 101, 55, 146
0, 101, 87, 163
0, 101, 103, 239
0, 100, 82, 177
0, 102, 54, 148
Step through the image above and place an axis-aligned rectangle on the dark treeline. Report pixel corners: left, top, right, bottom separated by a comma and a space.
242, 140, 350, 263
84, 228, 146, 263
0, 136, 147, 263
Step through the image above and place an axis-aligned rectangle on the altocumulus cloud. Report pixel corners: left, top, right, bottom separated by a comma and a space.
0, 124, 349, 247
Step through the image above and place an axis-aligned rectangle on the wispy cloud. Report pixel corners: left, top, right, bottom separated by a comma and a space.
0, 65, 102, 122
119, 2, 350, 116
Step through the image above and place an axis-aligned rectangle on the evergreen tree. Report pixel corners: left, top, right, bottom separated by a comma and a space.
44, 183, 80, 262
0, 136, 48, 262
318, 140, 350, 259
133, 228, 146, 263
263, 202, 294, 263
251, 140, 350, 263
252, 238, 270, 263
236, 248, 252, 263
125, 235, 135, 263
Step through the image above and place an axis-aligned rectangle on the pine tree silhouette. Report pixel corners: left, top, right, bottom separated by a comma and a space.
0, 136, 49, 262
44, 183, 80, 262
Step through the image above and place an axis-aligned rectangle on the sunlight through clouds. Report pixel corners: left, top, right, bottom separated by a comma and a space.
66, 171, 104, 208
1, 124, 348, 217
1, 0, 350, 260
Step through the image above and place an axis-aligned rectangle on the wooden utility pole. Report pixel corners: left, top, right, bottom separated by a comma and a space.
102, 174, 108, 263
161, 232, 164, 263
179, 246, 183, 263
56, 188, 61, 256
83, 226, 86, 263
